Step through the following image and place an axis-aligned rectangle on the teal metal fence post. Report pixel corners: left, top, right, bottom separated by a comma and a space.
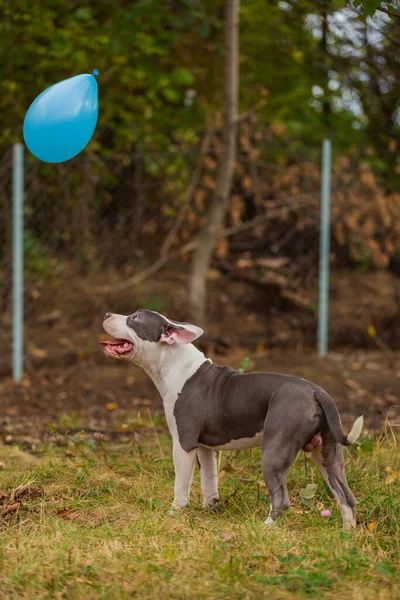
318, 139, 331, 357
12, 143, 24, 381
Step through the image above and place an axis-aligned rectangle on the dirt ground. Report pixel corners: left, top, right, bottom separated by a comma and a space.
1, 266, 400, 445
1, 345, 399, 447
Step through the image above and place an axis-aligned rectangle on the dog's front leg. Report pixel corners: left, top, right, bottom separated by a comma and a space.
170, 440, 197, 513
197, 446, 220, 507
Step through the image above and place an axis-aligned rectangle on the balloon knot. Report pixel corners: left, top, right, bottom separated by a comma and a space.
93, 69, 99, 77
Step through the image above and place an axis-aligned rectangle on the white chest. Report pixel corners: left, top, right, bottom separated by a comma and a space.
148, 346, 209, 440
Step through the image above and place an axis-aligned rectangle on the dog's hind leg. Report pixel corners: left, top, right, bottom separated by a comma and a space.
197, 446, 220, 507
262, 409, 302, 524
170, 441, 197, 513
311, 431, 356, 530
262, 389, 322, 525
262, 453, 294, 524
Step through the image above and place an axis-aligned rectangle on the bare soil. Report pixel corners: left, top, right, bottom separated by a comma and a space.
0, 346, 399, 446
1, 266, 399, 444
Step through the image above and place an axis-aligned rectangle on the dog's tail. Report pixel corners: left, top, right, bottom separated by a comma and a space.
314, 390, 363, 446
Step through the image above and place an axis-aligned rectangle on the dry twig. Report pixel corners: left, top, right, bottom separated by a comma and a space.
93, 195, 318, 294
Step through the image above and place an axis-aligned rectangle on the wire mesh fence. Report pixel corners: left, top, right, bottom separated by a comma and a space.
2, 123, 400, 376
0, 142, 212, 370
0, 138, 321, 368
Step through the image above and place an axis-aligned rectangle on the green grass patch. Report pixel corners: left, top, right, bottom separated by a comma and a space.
0, 424, 399, 599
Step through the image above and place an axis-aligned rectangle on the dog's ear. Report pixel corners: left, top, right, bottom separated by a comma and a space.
160, 322, 204, 345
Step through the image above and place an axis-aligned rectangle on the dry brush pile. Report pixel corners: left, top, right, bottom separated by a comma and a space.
2, 118, 400, 349
160, 118, 400, 314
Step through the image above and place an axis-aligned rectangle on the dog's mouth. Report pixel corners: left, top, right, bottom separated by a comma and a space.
99, 338, 134, 356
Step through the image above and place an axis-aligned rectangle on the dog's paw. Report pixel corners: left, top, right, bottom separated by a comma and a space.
169, 503, 189, 516
263, 515, 276, 526
341, 520, 356, 531
203, 495, 220, 509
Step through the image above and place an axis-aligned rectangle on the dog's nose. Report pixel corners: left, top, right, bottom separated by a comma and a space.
103, 312, 112, 321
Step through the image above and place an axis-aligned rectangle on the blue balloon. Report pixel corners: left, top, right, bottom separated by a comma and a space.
23, 70, 99, 163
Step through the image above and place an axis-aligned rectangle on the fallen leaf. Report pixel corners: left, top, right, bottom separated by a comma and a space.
300, 484, 318, 500
56, 509, 79, 520
255, 257, 289, 269
351, 362, 363, 370
223, 463, 236, 473
365, 362, 381, 371
9, 481, 39, 502
115, 423, 129, 432
367, 325, 376, 338
385, 472, 398, 484
344, 378, 361, 391
236, 258, 253, 269
207, 269, 221, 281
368, 521, 377, 532
106, 403, 118, 411
1, 502, 20, 516
384, 394, 396, 405
29, 347, 47, 358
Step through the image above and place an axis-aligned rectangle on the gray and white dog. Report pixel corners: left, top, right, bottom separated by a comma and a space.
101, 309, 363, 529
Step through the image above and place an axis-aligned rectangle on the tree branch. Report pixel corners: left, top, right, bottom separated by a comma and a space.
92, 195, 318, 294
160, 125, 214, 257
237, 97, 267, 123
377, 6, 400, 19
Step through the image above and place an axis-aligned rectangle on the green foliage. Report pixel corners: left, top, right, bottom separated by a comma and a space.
1, 0, 400, 277
334, 0, 398, 16
2, 0, 398, 162
141, 295, 166, 313
376, 559, 396, 578
0, 0, 209, 152
358, 0, 382, 16
300, 483, 318, 500
239, 357, 249, 372
24, 230, 62, 281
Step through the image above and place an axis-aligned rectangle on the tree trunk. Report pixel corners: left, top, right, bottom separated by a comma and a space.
188, 0, 239, 326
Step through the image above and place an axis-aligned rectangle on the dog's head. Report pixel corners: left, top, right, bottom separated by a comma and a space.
100, 309, 203, 365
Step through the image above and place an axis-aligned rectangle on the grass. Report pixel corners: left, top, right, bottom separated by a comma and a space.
0, 417, 399, 599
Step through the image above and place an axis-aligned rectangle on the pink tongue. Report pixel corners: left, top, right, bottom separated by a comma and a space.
99, 340, 133, 354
